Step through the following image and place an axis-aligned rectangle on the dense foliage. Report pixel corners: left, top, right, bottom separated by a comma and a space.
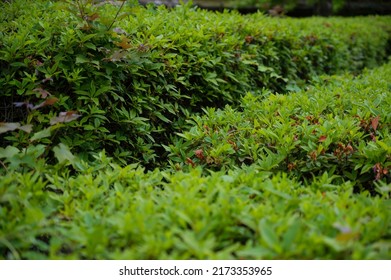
0, 146, 390, 259
1, 0, 390, 167
0, 0, 390, 260
165, 62, 391, 192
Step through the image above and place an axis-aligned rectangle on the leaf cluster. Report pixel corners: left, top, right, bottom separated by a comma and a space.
1, 0, 390, 167
0, 0, 391, 260
1, 158, 390, 259
166, 61, 391, 191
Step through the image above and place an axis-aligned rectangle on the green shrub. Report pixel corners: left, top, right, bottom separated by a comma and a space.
165, 61, 391, 190
1, 0, 390, 167
0, 155, 390, 259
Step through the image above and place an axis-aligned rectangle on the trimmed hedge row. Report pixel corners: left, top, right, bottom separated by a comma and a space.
0, 157, 390, 259
165, 61, 391, 191
1, 0, 391, 166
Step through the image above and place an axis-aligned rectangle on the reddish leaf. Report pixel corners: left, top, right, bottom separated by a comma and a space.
371, 116, 380, 132
194, 149, 205, 160
245, 35, 254, 44
41, 77, 53, 83
287, 162, 296, 171
50, 111, 81, 125
86, 13, 99, 21
32, 97, 59, 110
35, 60, 43, 67
115, 36, 132, 49
44, 97, 59, 106
319, 135, 327, 142
185, 157, 196, 168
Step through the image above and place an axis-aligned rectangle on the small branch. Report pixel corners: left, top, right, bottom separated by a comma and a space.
0, 159, 8, 174
107, 0, 127, 31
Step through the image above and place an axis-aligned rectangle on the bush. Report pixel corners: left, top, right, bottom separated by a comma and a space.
165, 61, 391, 191
0, 156, 390, 259
1, 1, 390, 260
1, 0, 390, 167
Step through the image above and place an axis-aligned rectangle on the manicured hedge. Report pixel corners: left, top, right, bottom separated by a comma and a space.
0, 158, 390, 259
1, 0, 390, 166
165, 61, 391, 191
1, 1, 390, 260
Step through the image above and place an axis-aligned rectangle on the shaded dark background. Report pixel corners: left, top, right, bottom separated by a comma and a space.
139, 0, 391, 16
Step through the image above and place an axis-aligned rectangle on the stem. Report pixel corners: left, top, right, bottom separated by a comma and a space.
107, 0, 126, 31
76, 0, 86, 20
76, 0, 92, 30
0, 159, 8, 174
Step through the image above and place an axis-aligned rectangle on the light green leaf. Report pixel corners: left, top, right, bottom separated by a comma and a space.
53, 143, 75, 164
0, 122, 20, 134
282, 221, 301, 250
259, 219, 279, 249
0, 146, 20, 159
30, 128, 52, 142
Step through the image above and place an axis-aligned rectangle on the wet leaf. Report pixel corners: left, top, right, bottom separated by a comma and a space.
33, 87, 51, 98
0, 122, 21, 134
50, 111, 81, 125
19, 124, 33, 133
13, 102, 34, 109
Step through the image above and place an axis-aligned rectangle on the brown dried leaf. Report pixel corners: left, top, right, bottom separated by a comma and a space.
32, 97, 59, 110
371, 116, 380, 132
44, 97, 59, 106
86, 13, 99, 21
186, 157, 196, 168
115, 36, 132, 49
245, 35, 254, 44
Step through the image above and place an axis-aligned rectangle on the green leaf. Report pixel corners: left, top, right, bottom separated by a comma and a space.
84, 42, 96, 50
154, 112, 172, 123
257, 65, 273, 73
259, 219, 279, 250
76, 55, 89, 64
30, 128, 52, 142
282, 220, 301, 250
0, 146, 20, 159
53, 143, 75, 164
